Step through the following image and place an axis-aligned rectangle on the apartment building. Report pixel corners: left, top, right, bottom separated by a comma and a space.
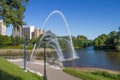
0, 20, 6, 35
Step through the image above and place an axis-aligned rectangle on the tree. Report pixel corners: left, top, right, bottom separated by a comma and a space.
94, 30, 120, 51
28, 38, 36, 45
77, 35, 89, 47
104, 31, 118, 49
0, 0, 28, 28
94, 34, 108, 48
115, 36, 120, 51
108, 31, 117, 38
11, 36, 24, 46
0, 35, 11, 47
73, 38, 79, 49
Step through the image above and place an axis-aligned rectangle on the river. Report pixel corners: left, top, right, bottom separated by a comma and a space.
63, 46, 120, 71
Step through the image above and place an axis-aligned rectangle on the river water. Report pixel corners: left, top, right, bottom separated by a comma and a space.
63, 46, 120, 71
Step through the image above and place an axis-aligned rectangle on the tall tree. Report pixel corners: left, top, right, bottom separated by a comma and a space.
0, 0, 28, 28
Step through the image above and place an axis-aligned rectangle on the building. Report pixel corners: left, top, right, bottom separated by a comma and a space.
12, 24, 44, 40
0, 20, 6, 35
12, 27, 22, 38
22, 25, 34, 40
33, 28, 42, 39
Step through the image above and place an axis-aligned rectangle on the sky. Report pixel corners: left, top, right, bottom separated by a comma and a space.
7, 0, 120, 40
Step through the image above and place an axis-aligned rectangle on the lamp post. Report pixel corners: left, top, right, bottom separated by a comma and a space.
43, 39, 47, 80
24, 37, 27, 71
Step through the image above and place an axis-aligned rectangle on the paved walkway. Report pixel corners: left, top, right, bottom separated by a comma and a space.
9, 59, 81, 80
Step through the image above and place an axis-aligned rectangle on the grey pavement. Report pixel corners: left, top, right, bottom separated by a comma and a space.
9, 60, 81, 80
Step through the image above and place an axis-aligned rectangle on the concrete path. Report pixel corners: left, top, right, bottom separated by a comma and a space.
9, 60, 81, 80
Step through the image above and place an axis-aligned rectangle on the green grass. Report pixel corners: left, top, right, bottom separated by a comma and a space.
0, 45, 33, 50
91, 71, 120, 80
0, 58, 43, 80
63, 68, 120, 80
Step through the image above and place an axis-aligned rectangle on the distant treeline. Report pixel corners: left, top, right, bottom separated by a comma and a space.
94, 31, 120, 51
72, 35, 92, 49
0, 34, 91, 49
1, 30, 120, 51
58, 36, 92, 50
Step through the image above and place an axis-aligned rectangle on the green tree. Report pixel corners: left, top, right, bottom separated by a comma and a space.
11, 36, 24, 46
94, 34, 108, 48
77, 35, 89, 47
0, 35, 11, 47
94, 30, 120, 51
28, 38, 36, 45
105, 31, 117, 49
0, 0, 28, 28
73, 38, 79, 49
108, 31, 117, 38
115, 36, 120, 51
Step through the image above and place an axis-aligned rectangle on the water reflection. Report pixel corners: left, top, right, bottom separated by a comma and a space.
63, 46, 120, 71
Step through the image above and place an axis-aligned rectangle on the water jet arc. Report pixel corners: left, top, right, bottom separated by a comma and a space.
41, 10, 76, 58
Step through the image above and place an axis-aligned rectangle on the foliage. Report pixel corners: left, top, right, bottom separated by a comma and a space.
63, 68, 119, 80
72, 35, 91, 49
58, 38, 70, 50
0, 35, 33, 49
11, 36, 24, 46
57, 35, 90, 49
94, 34, 108, 48
73, 38, 79, 49
77, 35, 89, 47
94, 30, 120, 51
0, 45, 33, 50
0, 35, 11, 47
91, 71, 120, 80
28, 38, 36, 45
0, 58, 43, 80
0, 0, 28, 28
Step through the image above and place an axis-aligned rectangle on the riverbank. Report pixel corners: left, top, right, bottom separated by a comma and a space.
68, 67, 119, 74
63, 67, 120, 80
0, 48, 55, 55
94, 46, 120, 52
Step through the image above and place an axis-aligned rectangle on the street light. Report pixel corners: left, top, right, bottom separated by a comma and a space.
43, 39, 47, 80
24, 37, 27, 71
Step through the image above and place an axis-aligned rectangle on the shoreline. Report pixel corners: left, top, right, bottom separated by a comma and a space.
94, 47, 119, 52
68, 67, 120, 74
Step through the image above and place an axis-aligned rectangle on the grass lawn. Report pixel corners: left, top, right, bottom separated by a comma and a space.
0, 58, 43, 80
63, 68, 120, 80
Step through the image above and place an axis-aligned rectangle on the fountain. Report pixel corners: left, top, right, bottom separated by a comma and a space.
30, 10, 79, 67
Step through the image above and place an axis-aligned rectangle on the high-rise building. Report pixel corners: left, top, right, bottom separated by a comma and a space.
12, 24, 44, 40
12, 27, 22, 38
0, 20, 6, 35
33, 28, 42, 39
22, 25, 34, 40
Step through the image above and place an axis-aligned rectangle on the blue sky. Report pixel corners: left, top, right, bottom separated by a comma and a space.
7, 0, 120, 39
